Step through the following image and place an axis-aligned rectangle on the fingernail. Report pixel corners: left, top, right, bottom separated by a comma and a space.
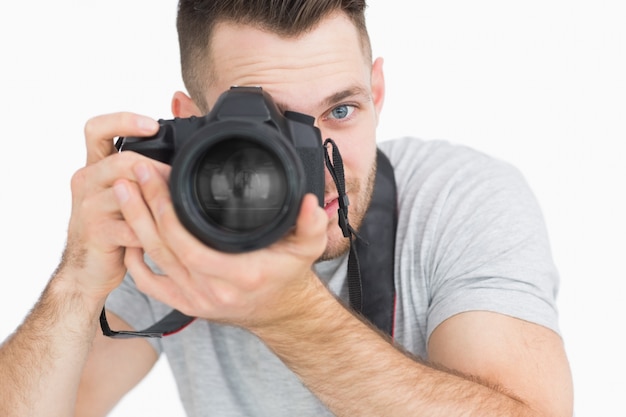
157, 198, 167, 218
134, 163, 150, 184
114, 183, 129, 203
137, 116, 158, 133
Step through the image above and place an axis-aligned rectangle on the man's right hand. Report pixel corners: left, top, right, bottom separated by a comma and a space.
59, 112, 162, 302
0, 112, 164, 417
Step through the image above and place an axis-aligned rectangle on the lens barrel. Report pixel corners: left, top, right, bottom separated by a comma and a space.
169, 120, 307, 252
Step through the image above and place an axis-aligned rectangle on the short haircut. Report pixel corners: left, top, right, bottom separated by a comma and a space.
177, 0, 371, 111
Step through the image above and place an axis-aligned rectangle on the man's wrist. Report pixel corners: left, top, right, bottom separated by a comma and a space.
47, 267, 109, 328
249, 270, 349, 342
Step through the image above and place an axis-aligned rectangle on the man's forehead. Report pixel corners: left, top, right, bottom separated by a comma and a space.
205, 14, 370, 110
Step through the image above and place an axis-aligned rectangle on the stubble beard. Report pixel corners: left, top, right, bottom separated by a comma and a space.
318, 160, 377, 262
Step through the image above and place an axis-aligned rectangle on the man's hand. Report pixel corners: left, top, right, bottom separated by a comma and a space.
0, 112, 166, 417
114, 159, 328, 329
58, 112, 163, 301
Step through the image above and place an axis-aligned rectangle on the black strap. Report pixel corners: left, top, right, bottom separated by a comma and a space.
354, 150, 397, 336
100, 307, 195, 339
322, 139, 363, 311
323, 140, 397, 336
100, 144, 397, 338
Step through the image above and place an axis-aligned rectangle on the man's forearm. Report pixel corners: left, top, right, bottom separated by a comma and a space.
0, 270, 104, 417
252, 278, 537, 417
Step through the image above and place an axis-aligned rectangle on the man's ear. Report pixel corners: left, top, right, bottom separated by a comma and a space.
371, 57, 385, 123
171, 91, 203, 118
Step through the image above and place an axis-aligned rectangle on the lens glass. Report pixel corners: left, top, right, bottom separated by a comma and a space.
194, 138, 288, 232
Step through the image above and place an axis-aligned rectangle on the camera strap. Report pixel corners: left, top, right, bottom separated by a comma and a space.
101, 143, 397, 339
323, 139, 397, 337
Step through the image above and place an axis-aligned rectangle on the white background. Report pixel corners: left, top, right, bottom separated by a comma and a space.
1, 1, 624, 415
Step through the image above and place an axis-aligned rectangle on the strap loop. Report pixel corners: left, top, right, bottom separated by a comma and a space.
323, 138, 365, 312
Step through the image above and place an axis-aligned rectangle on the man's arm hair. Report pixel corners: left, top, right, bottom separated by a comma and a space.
0, 273, 101, 416
251, 274, 573, 417
0, 271, 158, 417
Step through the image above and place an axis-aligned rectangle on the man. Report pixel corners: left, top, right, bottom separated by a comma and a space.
0, 1, 573, 416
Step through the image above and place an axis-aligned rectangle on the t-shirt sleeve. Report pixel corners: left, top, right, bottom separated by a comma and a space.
383, 138, 561, 341
427, 148, 559, 337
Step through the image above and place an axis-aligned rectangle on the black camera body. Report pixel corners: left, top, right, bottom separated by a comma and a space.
117, 86, 325, 252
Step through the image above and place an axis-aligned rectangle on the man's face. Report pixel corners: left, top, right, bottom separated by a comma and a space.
204, 13, 385, 260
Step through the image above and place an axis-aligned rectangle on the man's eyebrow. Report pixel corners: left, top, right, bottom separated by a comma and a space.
321, 86, 370, 108
273, 86, 370, 113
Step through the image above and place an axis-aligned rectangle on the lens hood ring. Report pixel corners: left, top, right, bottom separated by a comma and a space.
169, 120, 307, 252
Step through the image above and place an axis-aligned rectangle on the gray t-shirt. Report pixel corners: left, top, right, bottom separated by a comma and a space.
106, 137, 560, 416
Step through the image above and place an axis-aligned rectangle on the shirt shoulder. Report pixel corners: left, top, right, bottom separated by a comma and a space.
378, 137, 561, 351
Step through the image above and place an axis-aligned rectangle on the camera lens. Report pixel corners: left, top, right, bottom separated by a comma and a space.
169, 121, 306, 253
194, 138, 287, 232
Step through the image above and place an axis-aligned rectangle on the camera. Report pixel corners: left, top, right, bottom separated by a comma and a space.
117, 86, 325, 253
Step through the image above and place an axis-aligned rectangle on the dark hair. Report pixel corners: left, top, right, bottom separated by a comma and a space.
177, 0, 371, 110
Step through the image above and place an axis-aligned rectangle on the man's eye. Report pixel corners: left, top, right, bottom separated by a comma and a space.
329, 105, 355, 120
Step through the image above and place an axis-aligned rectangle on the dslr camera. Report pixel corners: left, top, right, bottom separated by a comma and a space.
117, 86, 325, 253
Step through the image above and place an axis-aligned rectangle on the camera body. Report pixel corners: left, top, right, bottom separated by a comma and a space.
117, 86, 325, 252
